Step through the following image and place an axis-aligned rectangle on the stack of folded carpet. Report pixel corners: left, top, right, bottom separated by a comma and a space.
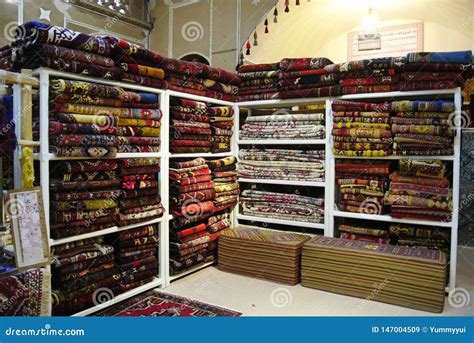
331, 100, 393, 157
240, 108, 325, 140
111, 224, 159, 293
12, 22, 121, 79
0, 44, 12, 71
391, 100, 455, 156
48, 79, 161, 157
384, 160, 452, 221
389, 224, 450, 252
117, 158, 163, 226
205, 211, 232, 258
207, 156, 239, 212
301, 236, 447, 313
401, 50, 472, 91
325, 56, 405, 94
337, 223, 389, 244
238, 148, 325, 181
51, 237, 117, 315
240, 190, 324, 223
119, 61, 167, 89
209, 105, 234, 153
237, 63, 280, 101
170, 98, 212, 153
218, 226, 310, 285
161, 59, 240, 101
49, 160, 121, 239
335, 159, 390, 214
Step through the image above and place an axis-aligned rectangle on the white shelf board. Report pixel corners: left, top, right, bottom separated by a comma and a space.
169, 152, 233, 158
238, 178, 325, 187
236, 96, 330, 107
33, 67, 166, 94
169, 261, 215, 282
237, 214, 325, 230
333, 155, 455, 161
339, 88, 458, 100
50, 217, 164, 247
332, 210, 452, 228
34, 152, 162, 161
168, 90, 234, 106
71, 278, 164, 316
238, 139, 326, 145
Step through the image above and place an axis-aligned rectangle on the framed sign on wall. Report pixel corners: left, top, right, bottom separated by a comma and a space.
348, 22, 423, 61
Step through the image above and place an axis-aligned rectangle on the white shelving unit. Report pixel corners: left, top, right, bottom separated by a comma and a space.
234, 98, 332, 237
29, 68, 168, 316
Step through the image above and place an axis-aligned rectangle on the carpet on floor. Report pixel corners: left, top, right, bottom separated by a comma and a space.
95, 289, 241, 316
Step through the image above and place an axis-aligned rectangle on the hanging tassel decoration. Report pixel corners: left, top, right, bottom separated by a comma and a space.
264, 18, 269, 33
285, 0, 290, 12
246, 40, 251, 55
296, 0, 300, 5
273, 6, 278, 23
253, 31, 258, 46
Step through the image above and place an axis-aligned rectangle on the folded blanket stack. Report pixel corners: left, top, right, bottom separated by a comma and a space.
325, 57, 405, 94
301, 236, 447, 313
240, 108, 325, 140
48, 79, 161, 157
207, 156, 239, 212
170, 98, 212, 153
337, 223, 389, 244
49, 160, 121, 239
389, 223, 450, 253
237, 63, 280, 101
218, 226, 310, 285
51, 238, 117, 315
335, 160, 390, 214
209, 105, 234, 153
162, 59, 240, 101
384, 160, 452, 221
117, 158, 163, 226
238, 148, 325, 181
12, 22, 121, 79
111, 225, 159, 293
240, 190, 324, 223
401, 50, 472, 91
332, 100, 393, 157
391, 100, 455, 155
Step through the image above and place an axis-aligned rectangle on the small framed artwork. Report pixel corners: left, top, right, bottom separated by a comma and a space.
6, 187, 50, 269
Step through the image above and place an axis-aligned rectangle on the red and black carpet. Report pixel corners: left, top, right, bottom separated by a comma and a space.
95, 290, 241, 316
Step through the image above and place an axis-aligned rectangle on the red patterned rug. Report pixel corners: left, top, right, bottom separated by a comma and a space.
95, 290, 241, 316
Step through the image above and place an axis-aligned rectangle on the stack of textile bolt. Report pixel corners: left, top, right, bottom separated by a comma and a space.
325, 57, 405, 95
384, 160, 452, 222
117, 158, 163, 226
240, 108, 325, 140
12, 22, 121, 79
391, 100, 455, 156
48, 79, 161, 157
238, 149, 325, 182
401, 50, 472, 91
51, 237, 116, 315
335, 160, 390, 215
170, 98, 212, 154
160, 58, 240, 101
331, 100, 393, 157
209, 105, 234, 153
110, 225, 159, 293
237, 63, 280, 101
337, 223, 389, 244
49, 160, 121, 239
240, 190, 324, 224
207, 157, 239, 212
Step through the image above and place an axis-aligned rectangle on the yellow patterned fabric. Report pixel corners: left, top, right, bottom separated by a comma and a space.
137, 65, 165, 79
22, 147, 34, 188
